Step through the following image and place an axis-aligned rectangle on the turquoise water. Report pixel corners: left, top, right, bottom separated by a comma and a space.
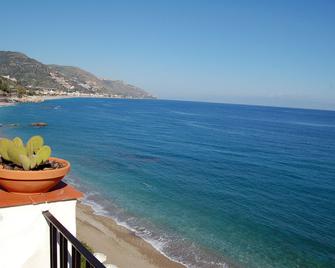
1, 98, 334, 267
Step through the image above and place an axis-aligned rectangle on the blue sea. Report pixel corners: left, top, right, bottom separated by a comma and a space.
1, 98, 335, 268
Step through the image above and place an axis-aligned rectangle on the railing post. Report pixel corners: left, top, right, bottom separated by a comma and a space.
43, 210, 105, 268
72, 245, 81, 268
50, 224, 58, 268
60, 233, 68, 268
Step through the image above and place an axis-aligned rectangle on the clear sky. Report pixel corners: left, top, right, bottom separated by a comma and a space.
1, 0, 334, 109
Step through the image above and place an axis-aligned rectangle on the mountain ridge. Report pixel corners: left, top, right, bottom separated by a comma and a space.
0, 51, 154, 99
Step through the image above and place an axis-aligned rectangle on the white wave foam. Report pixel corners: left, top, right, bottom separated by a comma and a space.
80, 193, 190, 267
67, 176, 230, 268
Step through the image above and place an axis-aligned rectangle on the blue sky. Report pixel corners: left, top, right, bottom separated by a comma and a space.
1, 0, 334, 109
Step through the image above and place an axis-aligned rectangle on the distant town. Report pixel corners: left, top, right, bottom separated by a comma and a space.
0, 51, 155, 105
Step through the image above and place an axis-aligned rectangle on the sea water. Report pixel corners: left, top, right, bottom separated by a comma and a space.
0, 98, 334, 267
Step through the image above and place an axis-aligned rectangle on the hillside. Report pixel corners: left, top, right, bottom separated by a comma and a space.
0, 52, 61, 90
0, 76, 28, 97
0, 51, 154, 99
50, 65, 151, 98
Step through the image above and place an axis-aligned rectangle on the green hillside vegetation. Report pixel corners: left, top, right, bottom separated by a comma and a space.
0, 51, 154, 98
0, 51, 61, 90
0, 76, 29, 97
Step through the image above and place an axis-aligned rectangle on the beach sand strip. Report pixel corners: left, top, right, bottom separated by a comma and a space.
76, 202, 185, 268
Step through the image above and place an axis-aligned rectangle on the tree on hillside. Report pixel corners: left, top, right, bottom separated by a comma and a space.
0, 79, 10, 94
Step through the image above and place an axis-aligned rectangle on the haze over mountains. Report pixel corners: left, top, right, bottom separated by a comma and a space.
0, 51, 154, 99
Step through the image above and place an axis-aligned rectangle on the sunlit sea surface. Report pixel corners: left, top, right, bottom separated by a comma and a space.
1, 98, 334, 267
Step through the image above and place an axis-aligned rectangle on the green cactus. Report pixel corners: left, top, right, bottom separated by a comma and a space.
19, 154, 31, 171
35, 145, 51, 165
0, 135, 52, 170
7, 144, 27, 166
13, 137, 24, 148
26, 135, 44, 156
29, 156, 37, 170
0, 138, 12, 161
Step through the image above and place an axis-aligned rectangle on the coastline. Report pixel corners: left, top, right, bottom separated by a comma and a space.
0, 101, 15, 107
0, 94, 156, 107
76, 202, 186, 268
0, 95, 108, 107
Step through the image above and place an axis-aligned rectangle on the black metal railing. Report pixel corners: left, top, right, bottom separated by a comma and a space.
43, 211, 105, 268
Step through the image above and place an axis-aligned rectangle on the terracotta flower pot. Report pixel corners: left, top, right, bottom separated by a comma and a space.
0, 157, 70, 194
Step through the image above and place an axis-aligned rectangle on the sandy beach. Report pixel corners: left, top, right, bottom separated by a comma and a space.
76, 202, 185, 268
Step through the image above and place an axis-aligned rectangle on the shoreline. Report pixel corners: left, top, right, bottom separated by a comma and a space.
0, 94, 156, 107
0, 101, 15, 107
76, 202, 186, 268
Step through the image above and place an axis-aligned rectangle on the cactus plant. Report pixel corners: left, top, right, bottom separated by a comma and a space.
0, 135, 52, 170
0, 138, 11, 161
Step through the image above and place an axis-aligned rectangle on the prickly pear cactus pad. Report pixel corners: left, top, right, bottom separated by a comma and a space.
0, 135, 60, 171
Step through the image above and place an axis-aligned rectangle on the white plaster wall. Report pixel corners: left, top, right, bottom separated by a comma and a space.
0, 200, 77, 268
